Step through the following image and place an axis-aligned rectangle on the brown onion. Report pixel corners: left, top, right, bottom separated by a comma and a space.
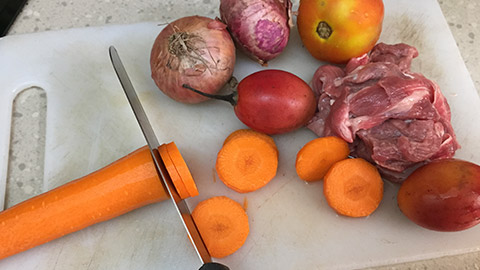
220, 0, 292, 66
150, 16, 236, 104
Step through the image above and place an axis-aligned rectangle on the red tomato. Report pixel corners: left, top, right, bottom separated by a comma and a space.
297, 0, 384, 63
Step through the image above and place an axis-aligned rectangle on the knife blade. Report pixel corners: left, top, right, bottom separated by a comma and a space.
0, 0, 28, 36
108, 46, 212, 265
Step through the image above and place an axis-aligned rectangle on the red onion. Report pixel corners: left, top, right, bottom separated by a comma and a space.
220, 0, 293, 66
150, 16, 236, 104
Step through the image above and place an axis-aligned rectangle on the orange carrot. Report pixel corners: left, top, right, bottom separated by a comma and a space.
295, 136, 350, 182
0, 146, 168, 260
192, 196, 249, 258
165, 142, 199, 197
159, 144, 190, 199
216, 129, 278, 193
223, 129, 278, 155
212, 168, 217, 183
242, 197, 248, 211
323, 158, 384, 217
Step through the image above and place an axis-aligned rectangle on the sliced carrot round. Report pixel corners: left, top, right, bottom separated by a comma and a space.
159, 144, 190, 199
216, 130, 278, 193
192, 196, 249, 258
223, 129, 278, 156
323, 158, 384, 217
165, 142, 199, 197
295, 136, 350, 182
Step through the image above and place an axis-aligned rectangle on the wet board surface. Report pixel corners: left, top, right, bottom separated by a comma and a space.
1, 0, 480, 269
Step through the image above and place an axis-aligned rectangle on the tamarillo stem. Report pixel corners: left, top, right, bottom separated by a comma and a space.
182, 84, 237, 106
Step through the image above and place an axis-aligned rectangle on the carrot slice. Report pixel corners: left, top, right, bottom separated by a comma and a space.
216, 129, 278, 193
165, 142, 199, 197
295, 136, 350, 182
223, 129, 278, 156
192, 196, 249, 258
0, 146, 168, 260
323, 158, 384, 217
159, 144, 190, 199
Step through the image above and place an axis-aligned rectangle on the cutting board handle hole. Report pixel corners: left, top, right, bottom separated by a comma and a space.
4, 87, 47, 209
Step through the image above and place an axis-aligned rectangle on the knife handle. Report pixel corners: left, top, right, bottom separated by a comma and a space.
199, 262, 230, 270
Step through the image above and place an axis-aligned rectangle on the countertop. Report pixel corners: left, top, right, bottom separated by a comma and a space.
3, 0, 480, 269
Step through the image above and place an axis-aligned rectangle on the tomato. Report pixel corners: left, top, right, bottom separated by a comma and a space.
297, 0, 384, 63
397, 159, 480, 232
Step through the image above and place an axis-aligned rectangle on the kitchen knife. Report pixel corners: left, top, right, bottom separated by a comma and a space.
0, 0, 28, 36
109, 46, 229, 270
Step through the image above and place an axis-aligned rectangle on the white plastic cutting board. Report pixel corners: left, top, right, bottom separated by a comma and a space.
1, 0, 480, 269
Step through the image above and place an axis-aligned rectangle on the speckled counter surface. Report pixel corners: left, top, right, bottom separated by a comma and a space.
3, 0, 480, 269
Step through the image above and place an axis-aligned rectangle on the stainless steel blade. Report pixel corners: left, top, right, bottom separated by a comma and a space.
108, 45, 211, 264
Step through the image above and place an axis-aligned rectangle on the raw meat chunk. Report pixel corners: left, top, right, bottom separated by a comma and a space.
307, 43, 460, 182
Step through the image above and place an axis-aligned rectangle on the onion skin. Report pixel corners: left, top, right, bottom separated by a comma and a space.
150, 16, 236, 104
220, 0, 292, 65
